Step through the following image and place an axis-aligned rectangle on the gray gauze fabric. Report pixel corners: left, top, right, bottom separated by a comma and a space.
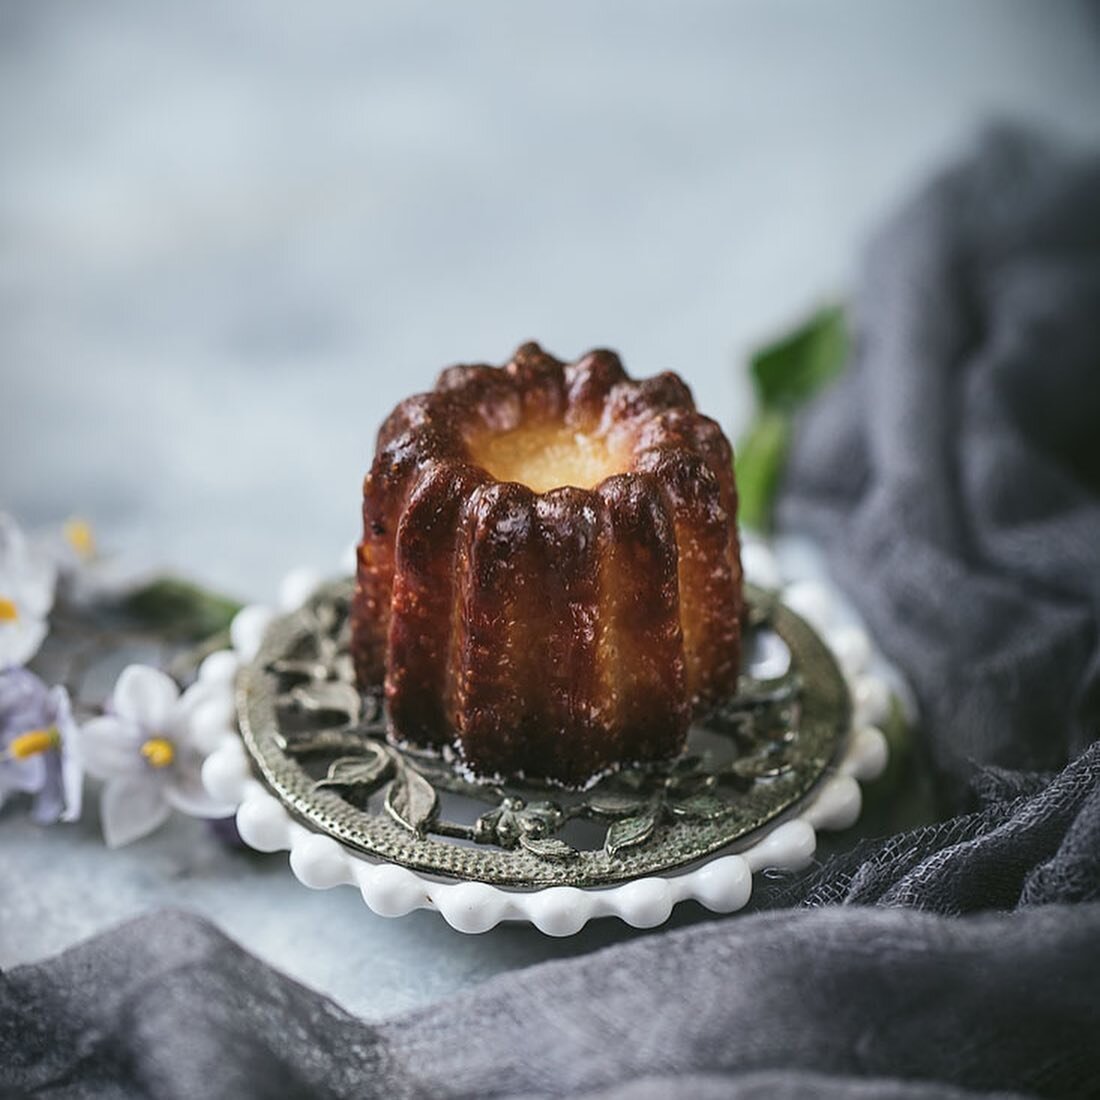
755, 126, 1100, 915
777, 126, 1100, 793
3, 905, 1096, 1099
3, 128, 1100, 1099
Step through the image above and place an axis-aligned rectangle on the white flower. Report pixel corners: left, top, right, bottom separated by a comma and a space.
35, 516, 97, 578
79, 664, 236, 847
0, 513, 57, 668
35, 517, 102, 604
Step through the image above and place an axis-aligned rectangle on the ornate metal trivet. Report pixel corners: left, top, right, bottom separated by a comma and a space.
236, 580, 851, 888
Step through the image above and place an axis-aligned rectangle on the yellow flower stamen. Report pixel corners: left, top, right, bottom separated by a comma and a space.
64, 517, 96, 559
140, 737, 175, 769
0, 597, 18, 623
9, 727, 59, 760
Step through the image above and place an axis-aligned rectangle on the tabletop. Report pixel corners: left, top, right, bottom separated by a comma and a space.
3, 0, 1100, 1019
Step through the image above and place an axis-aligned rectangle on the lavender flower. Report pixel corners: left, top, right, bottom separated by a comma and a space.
0, 667, 82, 824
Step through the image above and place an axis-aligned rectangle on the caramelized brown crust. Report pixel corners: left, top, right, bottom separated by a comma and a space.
385, 461, 488, 745
450, 481, 545, 768
353, 342, 743, 786
505, 341, 567, 421
350, 395, 464, 684
563, 349, 627, 428
595, 474, 689, 764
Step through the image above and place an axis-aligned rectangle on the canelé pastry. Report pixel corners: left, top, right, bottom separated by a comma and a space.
351, 342, 743, 786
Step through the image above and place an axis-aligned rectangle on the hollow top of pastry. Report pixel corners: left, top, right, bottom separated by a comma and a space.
371, 342, 736, 510
466, 422, 632, 493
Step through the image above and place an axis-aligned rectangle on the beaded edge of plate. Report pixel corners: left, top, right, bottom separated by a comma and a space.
198, 542, 894, 936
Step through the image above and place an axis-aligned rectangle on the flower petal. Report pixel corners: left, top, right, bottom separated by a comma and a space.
17, 555, 57, 617
49, 686, 84, 822
0, 513, 57, 616
0, 754, 46, 795
176, 679, 233, 725
60, 748, 84, 823
47, 683, 72, 724
112, 665, 179, 728
0, 666, 51, 728
0, 513, 26, 558
31, 755, 65, 825
100, 777, 171, 848
0, 615, 48, 669
78, 716, 145, 780
165, 769, 236, 818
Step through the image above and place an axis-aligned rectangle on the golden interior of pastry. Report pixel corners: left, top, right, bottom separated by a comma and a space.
468, 423, 630, 492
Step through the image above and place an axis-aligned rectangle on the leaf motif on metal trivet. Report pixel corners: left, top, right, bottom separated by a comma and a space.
667, 792, 730, 820
587, 791, 647, 817
384, 765, 438, 835
605, 805, 660, 857
517, 835, 576, 861
269, 658, 330, 682
724, 673, 801, 711
728, 743, 794, 781
286, 680, 362, 724
472, 798, 576, 859
277, 727, 373, 756
315, 746, 393, 793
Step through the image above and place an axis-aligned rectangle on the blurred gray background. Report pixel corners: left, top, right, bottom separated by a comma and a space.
4, 0, 1100, 600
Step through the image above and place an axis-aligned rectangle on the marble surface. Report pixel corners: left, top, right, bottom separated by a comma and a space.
3, 1, 1100, 1019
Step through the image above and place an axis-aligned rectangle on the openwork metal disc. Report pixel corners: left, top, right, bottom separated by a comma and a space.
236, 579, 851, 888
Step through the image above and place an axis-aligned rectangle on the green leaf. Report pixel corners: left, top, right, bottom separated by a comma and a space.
604, 807, 660, 857
750, 304, 848, 411
384, 766, 438, 835
736, 305, 849, 532
119, 577, 243, 641
735, 410, 790, 532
